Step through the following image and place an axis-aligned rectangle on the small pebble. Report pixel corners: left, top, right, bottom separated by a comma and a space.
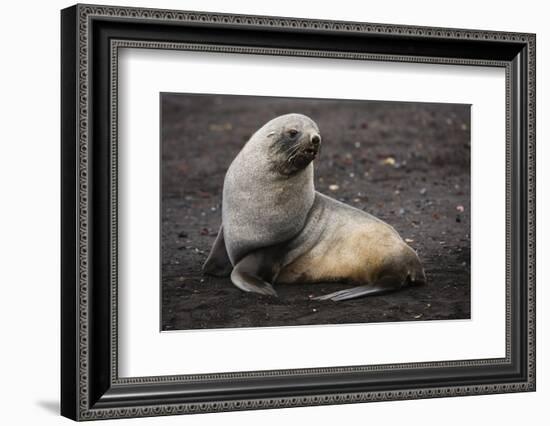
209, 122, 233, 132
354, 141, 361, 148
405, 238, 414, 243
456, 205, 465, 212
381, 157, 396, 166
329, 184, 339, 191
419, 188, 427, 195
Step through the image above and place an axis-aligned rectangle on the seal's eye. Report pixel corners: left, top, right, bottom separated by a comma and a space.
288, 129, 299, 138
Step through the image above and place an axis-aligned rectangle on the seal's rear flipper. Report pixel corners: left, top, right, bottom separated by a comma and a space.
231, 252, 278, 297
313, 276, 404, 302
202, 225, 233, 277
312, 285, 393, 301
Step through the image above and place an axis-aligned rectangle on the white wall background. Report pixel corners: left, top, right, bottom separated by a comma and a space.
0, 0, 546, 424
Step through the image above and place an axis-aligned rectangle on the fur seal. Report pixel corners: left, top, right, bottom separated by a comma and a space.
203, 113, 426, 301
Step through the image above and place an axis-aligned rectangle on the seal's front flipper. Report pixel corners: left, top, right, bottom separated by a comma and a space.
313, 276, 404, 302
231, 269, 278, 297
231, 252, 278, 297
202, 225, 232, 277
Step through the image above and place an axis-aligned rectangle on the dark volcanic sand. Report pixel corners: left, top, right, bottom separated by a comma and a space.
161, 94, 471, 331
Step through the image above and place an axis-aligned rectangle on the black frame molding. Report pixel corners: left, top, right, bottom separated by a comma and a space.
61, 4, 536, 421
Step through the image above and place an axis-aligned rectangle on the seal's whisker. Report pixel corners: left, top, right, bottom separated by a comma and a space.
282, 144, 302, 156
292, 141, 312, 153
287, 144, 309, 162
284, 145, 303, 161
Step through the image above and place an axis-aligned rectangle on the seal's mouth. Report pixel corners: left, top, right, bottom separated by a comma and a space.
303, 147, 317, 157
287, 145, 318, 170
282, 136, 321, 173
297, 145, 319, 162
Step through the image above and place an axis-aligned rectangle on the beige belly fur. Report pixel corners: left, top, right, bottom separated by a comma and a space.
276, 221, 408, 285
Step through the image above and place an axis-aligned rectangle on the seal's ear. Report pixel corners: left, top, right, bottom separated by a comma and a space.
266, 131, 276, 138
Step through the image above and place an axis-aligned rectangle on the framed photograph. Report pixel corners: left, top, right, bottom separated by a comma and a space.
61, 4, 536, 421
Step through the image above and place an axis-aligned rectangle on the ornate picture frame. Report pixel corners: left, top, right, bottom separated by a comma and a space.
61, 4, 535, 421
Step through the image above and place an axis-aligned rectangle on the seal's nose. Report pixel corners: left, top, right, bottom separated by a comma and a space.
311, 134, 321, 146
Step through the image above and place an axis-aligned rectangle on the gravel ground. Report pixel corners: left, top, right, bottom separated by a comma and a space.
161, 93, 471, 331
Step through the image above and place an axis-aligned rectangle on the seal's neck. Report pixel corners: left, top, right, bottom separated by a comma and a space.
234, 137, 316, 210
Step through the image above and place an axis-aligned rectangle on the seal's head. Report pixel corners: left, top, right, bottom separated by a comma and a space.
260, 113, 321, 175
